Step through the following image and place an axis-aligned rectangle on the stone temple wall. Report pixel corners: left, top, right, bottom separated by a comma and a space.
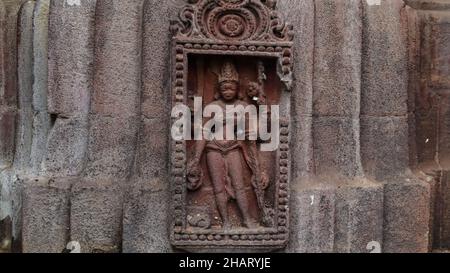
0, 0, 449, 253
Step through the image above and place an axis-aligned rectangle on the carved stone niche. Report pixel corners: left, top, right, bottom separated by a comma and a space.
169, 0, 294, 251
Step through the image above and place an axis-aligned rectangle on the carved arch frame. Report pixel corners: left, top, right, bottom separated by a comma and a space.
169, 0, 294, 251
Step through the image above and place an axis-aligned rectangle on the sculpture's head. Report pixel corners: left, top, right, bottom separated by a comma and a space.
219, 81, 239, 101
217, 60, 239, 101
247, 81, 260, 98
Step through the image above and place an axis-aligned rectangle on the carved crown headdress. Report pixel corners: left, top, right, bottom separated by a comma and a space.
218, 61, 239, 84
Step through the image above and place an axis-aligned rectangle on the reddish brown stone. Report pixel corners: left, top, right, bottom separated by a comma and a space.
3, 0, 450, 254
170, 0, 293, 252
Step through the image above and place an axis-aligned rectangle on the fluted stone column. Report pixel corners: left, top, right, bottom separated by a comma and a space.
278, 0, 315, 253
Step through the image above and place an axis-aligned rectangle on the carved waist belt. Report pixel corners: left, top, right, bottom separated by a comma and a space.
206, 141, 241, 155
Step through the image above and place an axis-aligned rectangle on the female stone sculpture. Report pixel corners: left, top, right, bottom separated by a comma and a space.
187, 60, 271, 230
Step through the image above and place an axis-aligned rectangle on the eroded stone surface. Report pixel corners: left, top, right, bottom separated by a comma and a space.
0, 0, 449, 253
22, 177, 71, 253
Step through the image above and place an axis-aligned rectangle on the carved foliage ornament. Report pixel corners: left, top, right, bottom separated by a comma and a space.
172, 0, 294, 43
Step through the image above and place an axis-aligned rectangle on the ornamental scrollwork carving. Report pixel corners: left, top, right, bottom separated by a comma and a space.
171, 0, 293, 42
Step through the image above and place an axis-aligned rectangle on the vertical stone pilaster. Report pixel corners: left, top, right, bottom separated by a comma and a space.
23, 0, 97, 253
16, 0, 35, 171
30, 0, 50, 174
361, 0, 431, 253
44, 0, 96, 177
312, 0, 363, 179
70, 0, 144, 253
405, 0, 450, 251
0, 0, 35, 253
122, 0, 184, 253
